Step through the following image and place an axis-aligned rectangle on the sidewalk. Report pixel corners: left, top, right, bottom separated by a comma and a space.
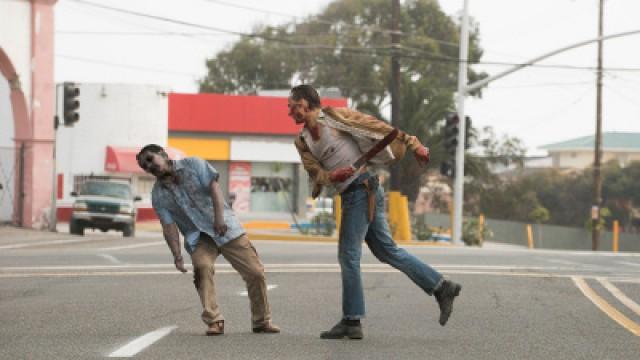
0, 223, 455, 247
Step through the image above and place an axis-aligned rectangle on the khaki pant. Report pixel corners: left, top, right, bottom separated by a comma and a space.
191, 233, 271, 328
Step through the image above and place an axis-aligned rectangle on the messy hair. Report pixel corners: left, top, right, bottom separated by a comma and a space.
290, 84, 321, 109
136, 144, 167, 168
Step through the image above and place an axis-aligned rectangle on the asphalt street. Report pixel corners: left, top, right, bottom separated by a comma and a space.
1, 226, 639, 359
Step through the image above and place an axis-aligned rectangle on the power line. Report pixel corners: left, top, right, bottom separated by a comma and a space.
397, 47, 640, 72
64, 0, 640, 74
201, 0, 400, 36
68, 0, 300, 45
56, 31, 230, 36
56, 54, 201, 77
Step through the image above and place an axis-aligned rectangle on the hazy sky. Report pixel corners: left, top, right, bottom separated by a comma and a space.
54, 0, 640, 155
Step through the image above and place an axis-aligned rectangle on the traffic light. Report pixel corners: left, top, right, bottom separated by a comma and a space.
465, 116, 472, 149
443, 112, 459, 156
440, 159, 455, 178
63, 82, 80, 126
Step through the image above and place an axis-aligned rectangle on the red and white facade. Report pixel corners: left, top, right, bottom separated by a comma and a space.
168, 93, 347, 217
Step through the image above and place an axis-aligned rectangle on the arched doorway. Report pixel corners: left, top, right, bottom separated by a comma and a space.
0, 70, 15, 222
0, 48, 30, 225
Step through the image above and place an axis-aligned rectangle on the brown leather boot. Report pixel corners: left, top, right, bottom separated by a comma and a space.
205, 320, 224, 336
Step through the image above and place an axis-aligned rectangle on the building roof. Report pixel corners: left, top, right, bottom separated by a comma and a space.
539, 132, 640, 152
168, 93, 348, 136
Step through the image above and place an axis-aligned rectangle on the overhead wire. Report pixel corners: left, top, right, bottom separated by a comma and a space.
65, 0, 640, 75
56, 54, 202, 78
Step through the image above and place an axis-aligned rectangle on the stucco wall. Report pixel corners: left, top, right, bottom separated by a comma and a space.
0, 0, 32, 107
55, 83, 169, 201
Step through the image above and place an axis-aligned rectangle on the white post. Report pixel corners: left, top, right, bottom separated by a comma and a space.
453, 0, 470, 245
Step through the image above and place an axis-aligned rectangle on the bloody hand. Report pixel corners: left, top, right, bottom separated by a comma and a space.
329, 167, 355, 183
414, 146, 430, 166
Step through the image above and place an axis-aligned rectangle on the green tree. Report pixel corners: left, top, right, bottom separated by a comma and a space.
199, 0, 486, 200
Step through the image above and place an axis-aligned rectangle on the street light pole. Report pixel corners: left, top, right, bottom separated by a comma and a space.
592, 0, 604, 251
451, 2, 639, 247
452, 0, 470, 245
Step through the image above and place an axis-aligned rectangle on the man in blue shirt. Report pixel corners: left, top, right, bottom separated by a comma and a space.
136, 144, 280, 336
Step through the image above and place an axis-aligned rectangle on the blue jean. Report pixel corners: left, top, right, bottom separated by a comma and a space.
338, 173, 444, 319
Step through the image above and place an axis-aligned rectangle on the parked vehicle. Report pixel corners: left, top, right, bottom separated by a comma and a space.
69, 179, 141, 237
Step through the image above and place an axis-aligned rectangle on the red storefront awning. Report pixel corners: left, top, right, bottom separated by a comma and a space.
105, 146, 185, 174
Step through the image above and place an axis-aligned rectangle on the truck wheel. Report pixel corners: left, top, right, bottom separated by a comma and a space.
70, 220, 84, 236
123, 224, 135, 237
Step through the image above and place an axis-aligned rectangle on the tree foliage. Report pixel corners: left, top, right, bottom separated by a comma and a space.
468, 159, 640, 231
199, 0, 487, 200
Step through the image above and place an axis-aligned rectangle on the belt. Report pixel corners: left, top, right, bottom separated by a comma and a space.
341, 173, 378, 223
342, 173, 371, 194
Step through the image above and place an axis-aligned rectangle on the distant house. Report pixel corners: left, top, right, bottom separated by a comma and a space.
539, 132, 640, 169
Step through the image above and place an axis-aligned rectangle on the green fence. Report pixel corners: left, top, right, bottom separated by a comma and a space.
421, 212, 640, 252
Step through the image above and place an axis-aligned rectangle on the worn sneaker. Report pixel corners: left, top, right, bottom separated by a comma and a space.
320, 319, 363, 340
434, 280, 462, 326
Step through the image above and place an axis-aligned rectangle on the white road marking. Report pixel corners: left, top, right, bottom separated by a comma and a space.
0, 263, 578, 272
99, 241, 163, 251
0, 238, 97, 249
108, 325, 177, 357
597, 277, 640, 316
618, 261, 640, 268
2, 267, 637, 281
98, 254, 123, 265
609, 277, 640, 284
0, 264, 186, 271
238, 284, 277, 296
543, 258, 609, 271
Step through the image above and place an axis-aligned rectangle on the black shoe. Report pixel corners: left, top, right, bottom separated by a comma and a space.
434, 280, 462, 326
320, 319, 363, 340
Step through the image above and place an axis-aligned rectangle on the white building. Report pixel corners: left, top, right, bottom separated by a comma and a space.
54, 83, 179, 220
540, 132, 640, 169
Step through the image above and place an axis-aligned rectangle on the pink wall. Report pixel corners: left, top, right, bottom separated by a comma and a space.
0, 0, 57, 228
23, 0, 57, 228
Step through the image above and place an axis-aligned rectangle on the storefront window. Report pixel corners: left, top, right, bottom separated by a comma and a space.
250, 162, 294, 213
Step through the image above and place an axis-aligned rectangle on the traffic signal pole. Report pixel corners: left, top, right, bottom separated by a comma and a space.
452, 0, 470, 245
49, 84, 61, 232
450, 0, 640, 245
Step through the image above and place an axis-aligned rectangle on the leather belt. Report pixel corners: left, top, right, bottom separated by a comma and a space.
342, 174, 378, 223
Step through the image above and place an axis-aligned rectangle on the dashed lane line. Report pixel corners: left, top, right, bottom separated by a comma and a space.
239, 284, 278, 296
1, 267, 638, 281
572, 276, 640, 336
0, 263, 587, 272
108, 326, 177, 358
597, 277, 640, 317
99, 241, 164, 251
618, 261, 640, 268
98, 254, 123, 265
0, 238, 102, 249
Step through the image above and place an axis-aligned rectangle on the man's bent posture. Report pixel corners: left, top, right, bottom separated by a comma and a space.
289, 85, 461, 340
137, 144, 280, 336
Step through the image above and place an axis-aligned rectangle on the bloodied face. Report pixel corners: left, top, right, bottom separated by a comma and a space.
287, 98, 312, 125
137, 151, 172, 179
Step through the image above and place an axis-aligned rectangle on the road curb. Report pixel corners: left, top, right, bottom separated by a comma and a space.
247, 231, 453, 246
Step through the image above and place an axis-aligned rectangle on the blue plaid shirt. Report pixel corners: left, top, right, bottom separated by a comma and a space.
151, 157, 245, 254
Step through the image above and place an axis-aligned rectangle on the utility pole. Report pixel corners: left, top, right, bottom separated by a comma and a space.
592, 0, 604, 251
389, 0, 402, 191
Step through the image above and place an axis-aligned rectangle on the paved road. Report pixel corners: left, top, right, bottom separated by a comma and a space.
1, 226, 639, 359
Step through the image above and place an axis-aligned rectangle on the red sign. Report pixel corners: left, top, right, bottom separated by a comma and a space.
229, 162, 251, 213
